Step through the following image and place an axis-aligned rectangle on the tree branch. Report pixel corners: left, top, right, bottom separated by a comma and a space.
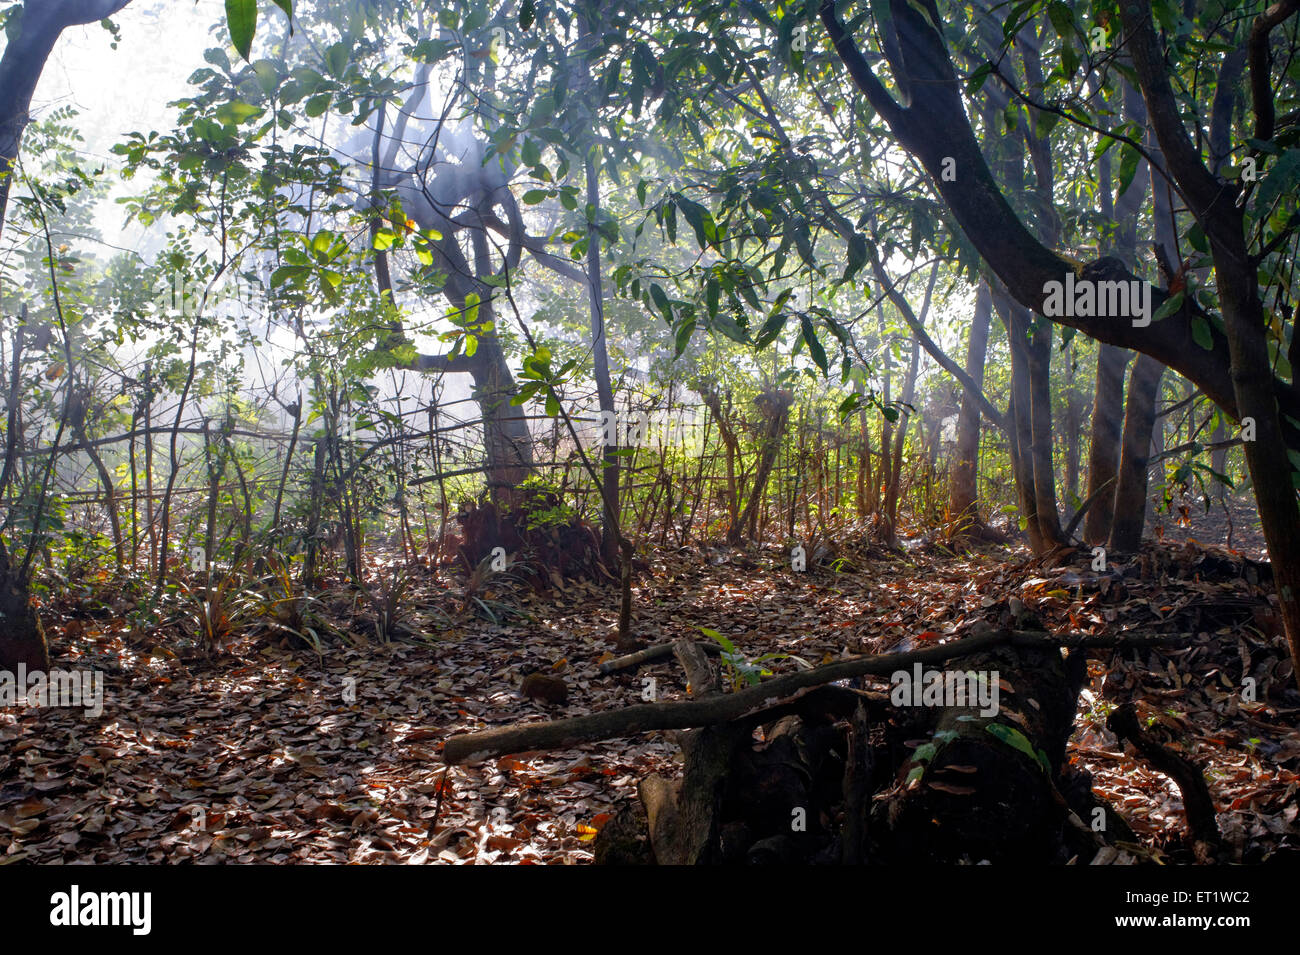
872, 252, 1009, 432
1248, 0, 1300, 142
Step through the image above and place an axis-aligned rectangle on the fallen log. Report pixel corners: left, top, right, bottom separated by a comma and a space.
443, 630, 1187, 765
588, 630, 1177, 864
598, 640, 722, 674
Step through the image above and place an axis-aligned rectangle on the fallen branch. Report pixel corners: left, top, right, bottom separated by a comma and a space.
443, 630, 1189, 764
1107, 701, 1221, 862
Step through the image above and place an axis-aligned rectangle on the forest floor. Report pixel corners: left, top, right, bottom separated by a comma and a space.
2, 514, 1298, 864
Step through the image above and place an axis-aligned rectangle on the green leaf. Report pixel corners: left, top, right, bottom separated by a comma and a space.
214, 101, 263, 126
713, 309, 749, 343
985, 723, 1045, 771
1047, 0, 1075, 38
1150, 289, 1184, 323
912, 742, 938, 764
843, 233, 868, 283
225, 0, 256, 61
676, 195, 716, 248
521, 189, 551, 204
304, 92, 332, 117
800, 315, 828, 373
270, 264, 308, 288
521, 137, 541, 167
965, 62, 994, 96
1060, 42, 1079, 80
699, 627, 736, 654
753, 311, 786, 349
1191, 314, 1214, 350
271, 0, 297, 32
596, 218, 619, 244
673, 318, 695, 358
650, 283, 672, 323
1117, 144, 1141, 197
1255, 149, 1300, 213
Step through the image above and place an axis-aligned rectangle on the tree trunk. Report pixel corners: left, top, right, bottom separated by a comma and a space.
1026, 319, 1064, 547
997, 289, 1045, 552
1109, 354, 1165, 552
1083, 82, 1148, 544
1110, 121, 1179, 552
1083, 345, 1131, 544
583, 147, 620, 568
950, 281, 991, 524
1062, 353, 1081, 517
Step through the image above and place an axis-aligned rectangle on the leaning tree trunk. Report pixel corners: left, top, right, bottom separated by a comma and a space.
1116, 0, 1300, 685
0, 1, 134, 239
732, 390, 794, 544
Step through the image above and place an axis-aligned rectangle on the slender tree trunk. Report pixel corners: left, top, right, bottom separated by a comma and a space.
997, 289, 1044, 552
74, 411, 124, 572
1063, 353, 1081, 517
1210, 417, 1230, 501
584, 148, 620, 568
1025, 320, 1064, 547
883, 335, 920, 544
302, 439, 326, 590
950, 280, 991, 524
1109, 354, 1165, 552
